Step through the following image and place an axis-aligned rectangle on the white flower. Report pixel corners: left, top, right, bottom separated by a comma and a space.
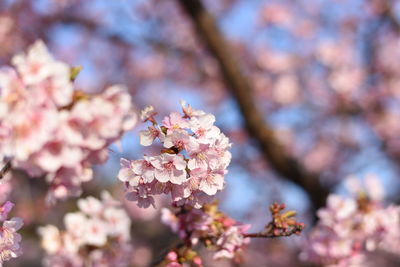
140, 105, 155, 121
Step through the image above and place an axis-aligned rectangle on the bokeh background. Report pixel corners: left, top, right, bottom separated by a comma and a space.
2, 0, 400, 266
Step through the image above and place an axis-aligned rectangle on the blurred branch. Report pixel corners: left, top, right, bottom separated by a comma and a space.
41, 14, 132, 48
382, 0, 400, 32
176, 0, 329, 210
0, 160, 11, 179
360, 0, 400, 167
43, 13, 203, 57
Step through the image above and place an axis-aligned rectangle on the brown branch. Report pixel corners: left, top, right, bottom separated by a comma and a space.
244, 221, 304, 239
0, 160, 11, 179
245, 202, 305, 238
381, 0, 400, 33
41, 14, 131, 48
176, 0, 329, 210
244, 229, 300, 239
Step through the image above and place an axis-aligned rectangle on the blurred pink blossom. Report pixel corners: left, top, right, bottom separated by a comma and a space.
38, 191, 133, 267
301, 176, 400, 266
0, 40, 137, 202
0, 201, 23, 266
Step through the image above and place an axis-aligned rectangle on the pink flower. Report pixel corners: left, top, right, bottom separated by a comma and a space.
180, 100, 205, 118
163, 130, 198, 152
0, 201, 14, 222
46, 166, 93, 203
214, 225, 251, 259
190, 168, 224, 195
151, 154, 187, 184
0, 202, 23, 266
131, 157, 156, 183
0, 40, 137, 201
11, 40, 56, 85
167, 251, 178, 261
126, 189, 156, 209
118, 158, 140, 186
302, 176, 400, 266
104, 208, 131, 241
140, 126, 163, 146
11, 40, 73, 106
84, 219, 108, 246
39, 192, 133, 266
68, 86, 135, 150
38, 225, 62, 254
162, 112, 188, 134
162, 203, 250, 261
189, 114, 221, 145
119, 102, 231, 208
317, 195, 357, 223
118, 157, 155, 187
77, 196, 103, 217
33, 141, 83, 172
3, 103, 58, 161
0, 67, 26, 109
140, 105, 156, 122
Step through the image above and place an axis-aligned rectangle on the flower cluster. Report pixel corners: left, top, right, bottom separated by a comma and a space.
301, 176, 400, 266
118, 101, 231, 208
0, 201, 23, 266
38, 191, 133, 267
161, 202, 250, 262
0, 40, 137, 202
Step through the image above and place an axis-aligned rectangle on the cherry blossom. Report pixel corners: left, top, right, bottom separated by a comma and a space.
161, 202, 250, 262
140, 105, 156, 122
118, 102, 231, 208
140, 126, 164, 146
0, 40, 137, 202
301, 176, 400, 266
0, 201, 23, 266
159, 201, 303, 265
152, 154, 187, 184
38, 191, 133, 267
6, 1, 400, 265
162, 112, 189, 134
213, 224, 251, 260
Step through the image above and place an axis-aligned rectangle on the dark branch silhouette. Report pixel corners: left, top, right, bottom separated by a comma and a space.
177, 0, 329, 210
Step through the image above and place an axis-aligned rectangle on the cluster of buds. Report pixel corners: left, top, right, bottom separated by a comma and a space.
266, 203, 304, 237
161, 201, 304, 265
0, 201, 23, 266
162, 249, 203, 267
0, 40, 137, 202
243, 203, 304, 239
161, 202, 250, 263
38, 192, 133, 267
301, 175, 400, 266
118, 101, 231, 208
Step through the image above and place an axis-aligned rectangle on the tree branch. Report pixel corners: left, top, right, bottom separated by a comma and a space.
0, 160, 11, 179
176, 0, 329, 210
382, 0, 400, 32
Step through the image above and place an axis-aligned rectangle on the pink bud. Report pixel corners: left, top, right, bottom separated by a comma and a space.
167, 251, 178, 261
193, 256, 202, 265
